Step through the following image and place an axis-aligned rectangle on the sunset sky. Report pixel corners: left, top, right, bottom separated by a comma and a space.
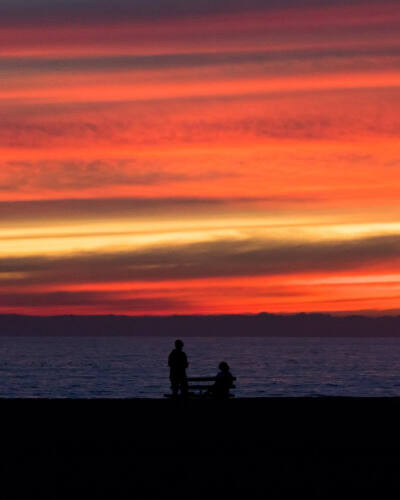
1, 0, 400, 315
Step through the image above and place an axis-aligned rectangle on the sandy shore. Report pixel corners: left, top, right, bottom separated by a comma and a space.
1, 398, 400, 497
2, 397, 400, 448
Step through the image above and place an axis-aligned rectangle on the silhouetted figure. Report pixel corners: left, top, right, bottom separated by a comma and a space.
168, 339, 189, 397
212, 361, 234, 399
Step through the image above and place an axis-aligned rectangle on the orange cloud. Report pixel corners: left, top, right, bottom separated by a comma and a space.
1, 0, 400, 315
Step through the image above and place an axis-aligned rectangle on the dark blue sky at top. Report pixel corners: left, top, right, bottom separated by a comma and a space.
0, 0, 377, 26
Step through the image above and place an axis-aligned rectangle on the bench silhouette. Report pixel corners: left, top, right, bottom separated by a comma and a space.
165, 376, 237, 397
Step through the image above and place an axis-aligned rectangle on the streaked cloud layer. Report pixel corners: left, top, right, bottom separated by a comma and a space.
1, 0, 400, 315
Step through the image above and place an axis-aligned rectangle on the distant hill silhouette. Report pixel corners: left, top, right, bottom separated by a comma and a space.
0, 313, 400, 337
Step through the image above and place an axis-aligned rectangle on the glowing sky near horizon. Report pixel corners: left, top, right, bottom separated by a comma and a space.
1, 0, 400, 316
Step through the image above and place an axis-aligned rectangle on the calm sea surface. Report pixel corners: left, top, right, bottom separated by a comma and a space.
0, 336, 399, 398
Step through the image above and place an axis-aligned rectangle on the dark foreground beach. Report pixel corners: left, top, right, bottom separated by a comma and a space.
2, 397, 400, 498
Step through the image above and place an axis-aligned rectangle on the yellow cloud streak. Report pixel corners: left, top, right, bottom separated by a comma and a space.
1, 214, 400, 258
0, 215, 313, 257
301, 222, 400, 240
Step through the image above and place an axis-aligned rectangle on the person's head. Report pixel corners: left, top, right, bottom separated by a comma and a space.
219, 361, 230, 372
175, 339, 184, 350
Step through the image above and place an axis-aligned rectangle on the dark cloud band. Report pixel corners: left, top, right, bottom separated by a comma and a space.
1, 234, 400, 286
3, 46, 400, 75
0, 291, 186, 310
0, 196, 312, 224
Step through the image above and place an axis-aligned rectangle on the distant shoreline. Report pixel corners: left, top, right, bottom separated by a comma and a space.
1, 313, 400, 337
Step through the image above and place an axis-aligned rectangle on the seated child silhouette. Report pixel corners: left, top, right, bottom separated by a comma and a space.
212, 361, 234, 399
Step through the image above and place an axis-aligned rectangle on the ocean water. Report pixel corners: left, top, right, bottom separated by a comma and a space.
0, 336, 399, 398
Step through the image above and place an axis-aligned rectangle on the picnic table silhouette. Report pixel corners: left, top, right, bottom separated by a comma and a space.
165, 375, 237, 398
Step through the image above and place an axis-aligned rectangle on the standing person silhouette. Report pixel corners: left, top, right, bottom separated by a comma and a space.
168, 339, 189, 397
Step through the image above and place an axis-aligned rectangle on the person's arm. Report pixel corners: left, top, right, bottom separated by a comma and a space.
168, 352, 172, 367
184, 353, 189, 368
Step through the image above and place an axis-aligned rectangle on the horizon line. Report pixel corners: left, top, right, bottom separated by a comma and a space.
1, 311, 400, 319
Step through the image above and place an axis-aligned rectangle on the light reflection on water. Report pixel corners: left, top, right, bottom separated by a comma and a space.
0, 336, 399, 398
